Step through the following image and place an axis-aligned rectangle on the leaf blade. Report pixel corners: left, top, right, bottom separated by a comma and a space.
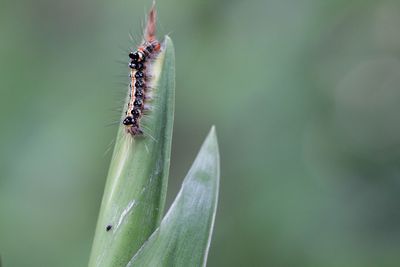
128, 126, 220, 267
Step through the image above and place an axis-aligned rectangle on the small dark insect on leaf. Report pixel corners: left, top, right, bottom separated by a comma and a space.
106, 225, 112, 231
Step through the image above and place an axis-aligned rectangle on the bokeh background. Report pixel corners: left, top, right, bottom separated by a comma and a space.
1, 0, 400, 266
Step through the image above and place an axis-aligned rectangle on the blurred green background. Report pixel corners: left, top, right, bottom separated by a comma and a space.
1, 0, 400, 266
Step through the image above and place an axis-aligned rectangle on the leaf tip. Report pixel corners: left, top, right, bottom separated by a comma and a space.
202, 126, 220, 187
209, 125, 217, 137
206, 125, 219, 155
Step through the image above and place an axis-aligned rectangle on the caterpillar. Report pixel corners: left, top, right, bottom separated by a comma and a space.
122, 4, 161, 136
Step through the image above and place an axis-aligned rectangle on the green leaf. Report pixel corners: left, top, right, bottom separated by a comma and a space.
88, 36, 175, 267
127, 126, 220, 267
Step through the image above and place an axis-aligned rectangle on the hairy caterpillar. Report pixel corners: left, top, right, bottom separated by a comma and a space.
122, 4, 161, 136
